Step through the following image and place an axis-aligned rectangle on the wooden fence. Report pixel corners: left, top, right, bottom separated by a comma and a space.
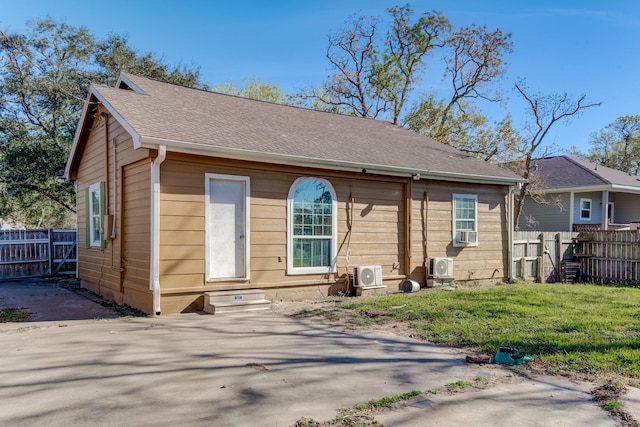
513, 230, 640, 284
513, 231, 578, 283
0, 229, 77, 279
577, 230, 640, 285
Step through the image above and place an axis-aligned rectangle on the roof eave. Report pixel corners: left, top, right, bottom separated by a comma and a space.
530, 183, 640, 195
140, 136, 524, 186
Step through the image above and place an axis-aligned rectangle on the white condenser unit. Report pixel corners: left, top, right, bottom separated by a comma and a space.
458, 231, 478, 244
430, 258, 454, 278
356, 265, 383, 288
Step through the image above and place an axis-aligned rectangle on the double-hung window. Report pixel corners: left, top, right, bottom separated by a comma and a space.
87, 182, 105, 248
453, 193, 478, 247
287, 177, 337, 274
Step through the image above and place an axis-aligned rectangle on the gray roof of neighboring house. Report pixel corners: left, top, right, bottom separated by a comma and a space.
67, 72, 522, 184
530, 155, 640, 191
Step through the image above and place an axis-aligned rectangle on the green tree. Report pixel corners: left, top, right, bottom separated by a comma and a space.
0, 19, 203, 227
570, 115, 640, 175
214, 78, 293, 104
94, 33, 203, 88
404, 95, 521, 162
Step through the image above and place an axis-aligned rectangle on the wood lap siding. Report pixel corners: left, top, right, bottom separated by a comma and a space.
122, 161, 151, 287
76, 109, 120, 300
333, 180, 404, 276
410, 182, 508, 282
75, 106, 151, 308
158, 154, 405, 293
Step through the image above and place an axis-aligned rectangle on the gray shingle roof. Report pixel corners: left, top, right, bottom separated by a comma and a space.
530, 155, 640, 190
82, 73, 521, 183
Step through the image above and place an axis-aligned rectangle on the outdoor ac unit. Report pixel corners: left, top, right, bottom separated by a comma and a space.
458, 231, 478, 244
356, 265, 383, 288
430, 258, 454, 278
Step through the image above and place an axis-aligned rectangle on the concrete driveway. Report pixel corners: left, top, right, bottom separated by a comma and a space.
0, 279, 635, 426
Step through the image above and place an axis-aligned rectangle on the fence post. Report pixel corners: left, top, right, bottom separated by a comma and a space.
47, 229, 54, 276
538, 232, 545, 283
556, 232, 563, 282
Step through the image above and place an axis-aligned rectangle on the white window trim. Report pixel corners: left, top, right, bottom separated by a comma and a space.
204, 173, 251, 281
579, 198, 592, 221
287, 177, 338, 275
452, 193, 478, 248
88, 182, 102, 247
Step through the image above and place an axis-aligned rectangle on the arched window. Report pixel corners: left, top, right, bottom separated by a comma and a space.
287, 177, 337, 275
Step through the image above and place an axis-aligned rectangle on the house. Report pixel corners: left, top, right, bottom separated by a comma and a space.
65, 72, 523, 315
517, 155, 640, 232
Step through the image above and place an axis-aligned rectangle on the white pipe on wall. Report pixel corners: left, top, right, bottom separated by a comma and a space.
150, 145, 166, 315
508, 185, 515, 282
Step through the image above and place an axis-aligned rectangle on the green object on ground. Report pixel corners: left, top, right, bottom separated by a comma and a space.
494, 346, 532, 365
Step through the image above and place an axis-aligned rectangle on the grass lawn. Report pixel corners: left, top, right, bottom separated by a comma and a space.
335, 283, 640, 379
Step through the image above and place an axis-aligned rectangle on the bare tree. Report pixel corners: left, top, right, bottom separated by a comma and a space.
439, 25, 512, 130
404, 25, 513, 160
315, 6, 450, 123
315, 15, 383, 118
373, 6, 450, 124
510, 81, 601, 228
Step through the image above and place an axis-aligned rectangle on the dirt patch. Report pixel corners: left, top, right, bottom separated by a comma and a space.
271, 298, 418, 338
591, 379, 639, 427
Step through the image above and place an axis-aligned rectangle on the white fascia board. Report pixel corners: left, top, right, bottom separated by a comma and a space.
531, 184, 640, 195
139, 136, 524, 186
115, 73, 146, 94
64, 85, 143, 181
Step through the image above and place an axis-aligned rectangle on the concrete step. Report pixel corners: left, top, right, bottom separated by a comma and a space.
204, 290, 271, 315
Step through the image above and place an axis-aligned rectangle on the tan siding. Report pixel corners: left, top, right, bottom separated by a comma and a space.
409, 181, 508, 283
76, 108, 121, 300
122, 160, 151, 294
153, 152, 509, 313
157, 154, 405, 304
74, 105, 152, 313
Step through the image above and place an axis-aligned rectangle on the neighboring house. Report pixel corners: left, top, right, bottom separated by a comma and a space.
65, 72, 523, 315
518, 155, 640, 232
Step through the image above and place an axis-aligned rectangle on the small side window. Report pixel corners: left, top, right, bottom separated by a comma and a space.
87, 182, 105, 248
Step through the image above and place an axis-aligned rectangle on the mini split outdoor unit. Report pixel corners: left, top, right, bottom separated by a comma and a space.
430, 258, 454, 278
356, 265, 383, 288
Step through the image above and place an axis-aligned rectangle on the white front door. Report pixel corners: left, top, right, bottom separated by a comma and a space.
206, 174, 250, 280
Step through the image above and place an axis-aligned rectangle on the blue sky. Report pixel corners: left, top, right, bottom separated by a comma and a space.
2, 0, 638, 154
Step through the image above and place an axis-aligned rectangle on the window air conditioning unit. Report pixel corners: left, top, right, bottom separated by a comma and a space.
430, 258, 454, 278
458, 231, 478, 244
356, 265, 383, 288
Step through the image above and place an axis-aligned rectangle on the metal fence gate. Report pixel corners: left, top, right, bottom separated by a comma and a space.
0, 229, 77, 279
